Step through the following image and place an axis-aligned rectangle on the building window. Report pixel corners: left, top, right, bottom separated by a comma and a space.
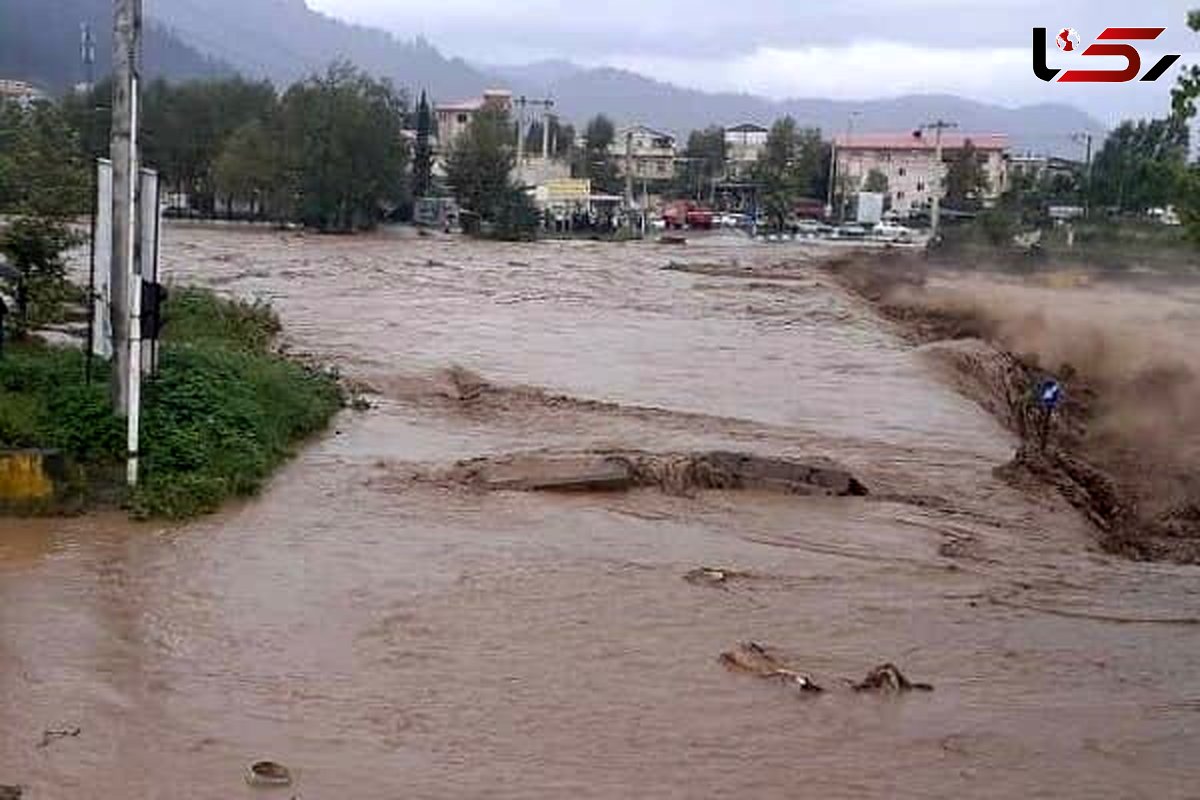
897, 191, 905, 200
457, 113, 468, 124
898, 167, 906, 177
916, 181, 925, 192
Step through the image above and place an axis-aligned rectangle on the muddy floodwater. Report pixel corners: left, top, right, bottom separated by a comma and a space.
5, 225, 1200, 798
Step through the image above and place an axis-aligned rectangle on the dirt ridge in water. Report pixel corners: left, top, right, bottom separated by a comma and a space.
825, 253, 1200, 564
415, 449, 870, 497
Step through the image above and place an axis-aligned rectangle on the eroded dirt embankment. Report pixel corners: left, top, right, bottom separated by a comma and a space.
827, 253, 1200, 563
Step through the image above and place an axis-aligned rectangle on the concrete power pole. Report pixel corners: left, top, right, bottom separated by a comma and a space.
840, 111, 861, 223
1073, 131, 1094, 218
624, 130, 634, 211
921, 118, 957, 241
110, 0, 141, 416
515, 96, 526, 167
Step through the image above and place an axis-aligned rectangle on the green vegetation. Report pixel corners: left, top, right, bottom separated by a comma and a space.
753, 117, 829, 231
64, 65, 410, 231
0, 99, 90, 334
576, 115, 621, 194
445, 107, 539, 240
412, 90, 435, 200
675, 126, 726, 200
943, 138, 990, 212
0, 288, 343, 519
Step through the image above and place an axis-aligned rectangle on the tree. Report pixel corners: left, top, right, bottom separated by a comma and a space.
0, 99, 89, 335
213, 117, 287, 219
863, 168, 889, 194
142, 77, 279, 214
576, 115, 620, 193
278, 63, 410, 231
446, 107, 515, 218
944, 139, 990, 211
676, 126, 726, 199
753, 117, 829, 230
413, 90, 434, 199
1088, 118, 1186, 213
1169, 10, 1200, 242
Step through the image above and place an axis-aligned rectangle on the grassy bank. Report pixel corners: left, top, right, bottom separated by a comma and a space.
0, 288, 343, 519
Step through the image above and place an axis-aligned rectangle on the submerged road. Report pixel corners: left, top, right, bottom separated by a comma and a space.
3, 225, 1199, 798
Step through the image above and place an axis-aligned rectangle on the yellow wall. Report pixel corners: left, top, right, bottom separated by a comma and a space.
0, 451, 56, 502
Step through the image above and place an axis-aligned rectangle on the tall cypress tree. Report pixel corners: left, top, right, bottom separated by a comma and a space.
413, 90, 433, 199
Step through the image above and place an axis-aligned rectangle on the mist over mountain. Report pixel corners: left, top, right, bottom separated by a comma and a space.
145, 0, 488, 99
3, 0, 1104, 155
516, 66, 1103, 156
0, 0, 227, 90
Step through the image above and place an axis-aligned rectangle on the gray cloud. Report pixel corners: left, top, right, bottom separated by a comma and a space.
308, 0, 1198, 120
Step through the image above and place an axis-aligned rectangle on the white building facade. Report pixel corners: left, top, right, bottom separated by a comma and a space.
724, 123, 769, 177
833, 133, 1010, 216
434, 89, 513, 151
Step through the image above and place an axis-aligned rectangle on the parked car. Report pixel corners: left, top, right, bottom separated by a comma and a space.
835, 223, 869, 239
873, 222, 913, 243
795, 219, 836, 238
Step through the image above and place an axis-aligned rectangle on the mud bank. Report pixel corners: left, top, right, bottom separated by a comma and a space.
826, 254, 1200, 563
421, 449, 868, 497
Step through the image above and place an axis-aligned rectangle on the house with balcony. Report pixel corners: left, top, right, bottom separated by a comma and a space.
434, 89, 513, 151
724, 123, 769, 178
610, 125, 677, 182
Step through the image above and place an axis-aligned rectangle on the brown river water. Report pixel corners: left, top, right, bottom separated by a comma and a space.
4, 225, 1200, 798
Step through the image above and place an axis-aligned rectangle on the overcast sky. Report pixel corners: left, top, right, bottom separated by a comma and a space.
308, 0, 1199, 122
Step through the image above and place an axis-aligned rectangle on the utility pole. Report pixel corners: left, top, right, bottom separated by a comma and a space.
80, 22, 96, 91
624, 129, 635, 222
826, 138, 837, 217
1072, 131, 1093, 218
515, 95, 526, 167
110, 0, 141, 419
920, 118, 957, 241
840, 111, 861, 223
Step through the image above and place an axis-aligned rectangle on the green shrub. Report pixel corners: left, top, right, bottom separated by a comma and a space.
163, 286, 281, 351
133, 341, 342, 518
0, 287, 343, 519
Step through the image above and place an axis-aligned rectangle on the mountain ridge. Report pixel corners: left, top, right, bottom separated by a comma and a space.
2, 0, 1106, 156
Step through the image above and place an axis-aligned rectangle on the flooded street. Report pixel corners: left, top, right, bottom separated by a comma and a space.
5, 225, 1200, 798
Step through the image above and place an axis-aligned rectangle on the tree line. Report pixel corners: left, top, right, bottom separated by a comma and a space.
64, 62, 410, 231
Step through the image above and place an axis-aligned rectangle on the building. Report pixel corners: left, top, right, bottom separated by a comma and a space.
724, 123, 769, 176
610, 125, 677, 182
1009, 154, 1080, 184
0, 80, 46, 107
833, 132, 1010, 216
434, 89, 513, 150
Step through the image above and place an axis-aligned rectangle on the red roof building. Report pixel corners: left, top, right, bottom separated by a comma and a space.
832, 132, 1010, 216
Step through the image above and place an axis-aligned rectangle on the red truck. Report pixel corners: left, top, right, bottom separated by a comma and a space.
663, 201, 715, 230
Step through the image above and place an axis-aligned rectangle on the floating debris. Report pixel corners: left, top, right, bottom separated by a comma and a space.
852, 663, 933, 693
720, 642, 824, 693
246, 760, 293, 787
684, 567, 732, 586
37, 727, 81, 749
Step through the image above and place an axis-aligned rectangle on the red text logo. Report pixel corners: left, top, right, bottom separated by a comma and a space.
1033, 27, 1180, 83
